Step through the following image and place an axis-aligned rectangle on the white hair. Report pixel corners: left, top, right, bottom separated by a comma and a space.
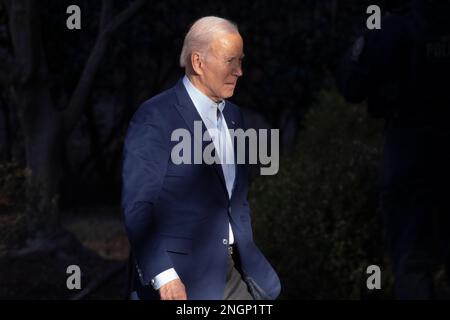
179, 16, 239, 68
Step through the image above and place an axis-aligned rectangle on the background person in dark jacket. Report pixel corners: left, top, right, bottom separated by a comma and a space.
337, 0, 450, 299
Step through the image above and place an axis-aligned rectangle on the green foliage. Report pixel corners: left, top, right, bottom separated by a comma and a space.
249, 89, 391, 299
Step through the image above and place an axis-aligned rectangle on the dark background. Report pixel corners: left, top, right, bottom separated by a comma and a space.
0, 0, 432, 299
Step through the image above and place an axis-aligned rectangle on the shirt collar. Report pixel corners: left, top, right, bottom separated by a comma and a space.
182, 75, 225, 125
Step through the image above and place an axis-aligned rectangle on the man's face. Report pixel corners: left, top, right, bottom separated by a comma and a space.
198, 33, 244, 102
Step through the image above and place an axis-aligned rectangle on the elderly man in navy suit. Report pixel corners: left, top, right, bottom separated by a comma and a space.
122, 16, 281, 300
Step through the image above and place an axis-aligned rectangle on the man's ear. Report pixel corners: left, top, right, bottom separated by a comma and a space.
191, 52, 204, 76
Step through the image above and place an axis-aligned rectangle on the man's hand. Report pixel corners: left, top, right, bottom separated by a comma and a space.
159, 278, 187, 300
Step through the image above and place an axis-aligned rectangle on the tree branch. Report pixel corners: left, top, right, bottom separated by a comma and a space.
2, 0, 12, 13
99, 0, 113, 32
0, 0, 18, 86
0, 49, 19, 86
7, 0, 41, 85
63, 0, 146, 136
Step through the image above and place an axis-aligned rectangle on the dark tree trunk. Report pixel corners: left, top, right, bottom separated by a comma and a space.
15, 84, 64, 236
1, 0, 147, 247
6, 0, 63, 238
0, 92, 13, 161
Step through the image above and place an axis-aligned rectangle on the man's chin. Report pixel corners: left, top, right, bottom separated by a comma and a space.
222, 89, 235, 99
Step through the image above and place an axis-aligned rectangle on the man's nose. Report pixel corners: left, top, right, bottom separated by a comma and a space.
234, 65, 243, 77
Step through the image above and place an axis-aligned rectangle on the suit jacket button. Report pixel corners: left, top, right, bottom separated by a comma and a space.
223, 239, 228, 245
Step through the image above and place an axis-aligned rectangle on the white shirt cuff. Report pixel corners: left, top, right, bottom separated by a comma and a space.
151, 268, 179, 290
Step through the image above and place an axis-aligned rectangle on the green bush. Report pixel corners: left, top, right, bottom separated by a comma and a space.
249, 89, 393, 299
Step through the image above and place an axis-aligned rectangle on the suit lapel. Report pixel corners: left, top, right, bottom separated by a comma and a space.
173, 80, 228, 195
173, 80, 202, 141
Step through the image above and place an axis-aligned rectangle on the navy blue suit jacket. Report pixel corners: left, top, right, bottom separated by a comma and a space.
122, 79, 281, 300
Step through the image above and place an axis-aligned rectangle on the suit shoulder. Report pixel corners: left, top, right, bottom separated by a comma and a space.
132, 86, 177, 123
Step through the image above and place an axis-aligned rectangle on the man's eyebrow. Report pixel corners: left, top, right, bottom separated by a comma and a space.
225, 54, 245, 60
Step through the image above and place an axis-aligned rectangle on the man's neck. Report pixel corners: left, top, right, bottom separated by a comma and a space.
186, 74, 221, 103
